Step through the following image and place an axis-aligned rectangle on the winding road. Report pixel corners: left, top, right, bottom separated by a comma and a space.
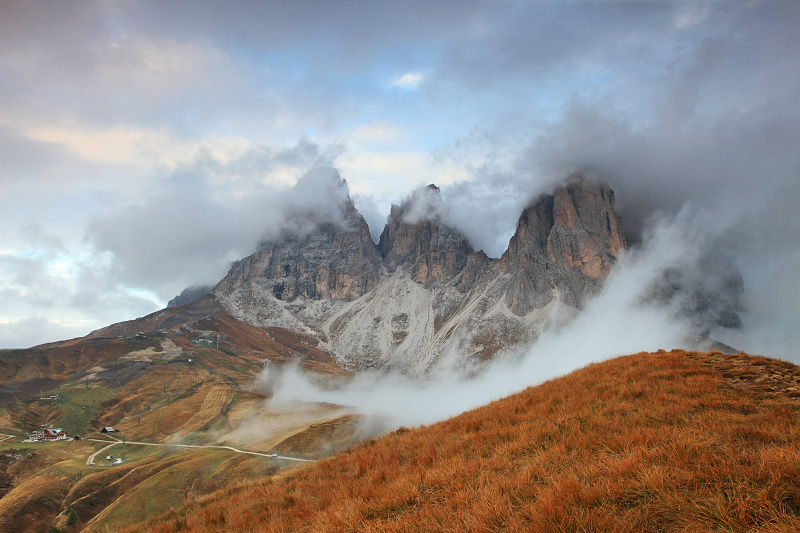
85, 437, 314, 466
0, 433, 20, 443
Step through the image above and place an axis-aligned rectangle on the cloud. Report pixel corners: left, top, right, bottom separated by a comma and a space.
0, 317, 89, 349
438, 173, 543, 258
86, 148, 349, 300
0, 237, 160, 349
24, 125, 196, 167
350, 194, 386, 244
401, 185, 444, 224
392, 72, 424, 88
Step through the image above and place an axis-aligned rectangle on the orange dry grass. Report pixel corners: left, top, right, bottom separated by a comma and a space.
129, 351, 800, 532
0, 474, 69, 533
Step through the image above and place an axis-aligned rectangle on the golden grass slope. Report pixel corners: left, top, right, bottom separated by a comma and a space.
0, 319, 358, 533
130, 350, 800, 533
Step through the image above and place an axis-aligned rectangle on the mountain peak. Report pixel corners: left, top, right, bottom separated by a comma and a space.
501, 175, 628, 313
377, 184, 473, 284
397, 183, 444, 224
215, 170, 381, 302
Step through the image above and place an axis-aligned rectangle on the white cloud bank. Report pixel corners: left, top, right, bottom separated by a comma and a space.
256, 203, 794, 432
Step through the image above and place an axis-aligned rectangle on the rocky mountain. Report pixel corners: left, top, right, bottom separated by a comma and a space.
377, 184, 474, 285
208, 170, 630, 373
501, 176, 627, 313
216, 192, 381, 303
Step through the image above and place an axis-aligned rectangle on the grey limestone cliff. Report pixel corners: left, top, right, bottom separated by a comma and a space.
215, 178, 381, 303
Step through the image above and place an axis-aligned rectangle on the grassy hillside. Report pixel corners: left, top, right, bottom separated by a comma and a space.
0, 440, 288, 533
129, 350, 800, 532
0, 310, 367, 533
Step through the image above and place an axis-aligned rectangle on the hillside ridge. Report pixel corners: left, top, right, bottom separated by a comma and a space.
128, 350, 800, 532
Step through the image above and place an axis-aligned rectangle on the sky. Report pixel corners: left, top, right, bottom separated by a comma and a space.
1, 0, 799, 354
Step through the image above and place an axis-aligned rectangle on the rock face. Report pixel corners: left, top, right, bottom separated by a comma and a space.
212, 171, 633, 373
217, 198, 381, 302
167, 285, 214, 307
378, 185, 475, 285
501, 176, 628, 313
646, 263, 744, 336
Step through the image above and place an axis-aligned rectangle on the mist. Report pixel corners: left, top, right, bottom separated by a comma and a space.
252, 208, 724, 430
87, 158, 349, 300
2, 0, 797, 352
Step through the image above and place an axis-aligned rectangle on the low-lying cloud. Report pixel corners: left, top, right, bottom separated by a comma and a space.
87, 143, 346, 300
254, 205, 773, 431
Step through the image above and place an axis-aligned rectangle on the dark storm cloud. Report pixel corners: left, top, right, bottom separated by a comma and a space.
425, 0, 800, 254
433, 2, 673, 91
521, 89, 800, 246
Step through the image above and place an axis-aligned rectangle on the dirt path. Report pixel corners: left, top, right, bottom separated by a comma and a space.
86, 439, 121, 465
0, 433, 21, 443
84, 437, 314, 466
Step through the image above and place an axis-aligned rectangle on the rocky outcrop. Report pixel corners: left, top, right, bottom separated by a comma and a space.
215, 172, 381, 303
212, 173, 636, 372
501, 176, 628, 314
378, 185, 475, 285
205, 170, 743, 374
646, 264, 744, 336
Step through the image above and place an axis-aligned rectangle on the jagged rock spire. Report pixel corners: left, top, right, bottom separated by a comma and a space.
378, 184, 474, 285
215, 169, 381, 301
501, 174, 628, 313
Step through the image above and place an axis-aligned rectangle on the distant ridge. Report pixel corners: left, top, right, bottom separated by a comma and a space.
167, 285, 213, 307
